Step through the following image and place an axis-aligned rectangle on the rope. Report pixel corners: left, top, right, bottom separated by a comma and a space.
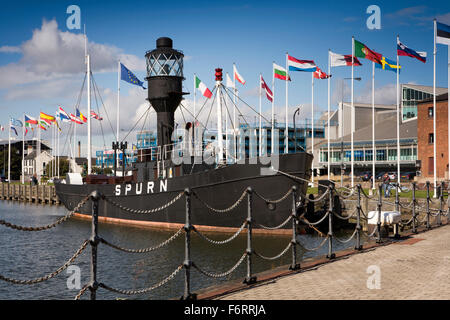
192, 189, 247, 213
192, 252, 247, 278
98, 265, 183, 296
253, 188, 293, 204
0, 195, 90, 231
255, 215, 293, 230
99, 227, 184, 253
334, 228, 358, 244
103, 192, 184, 214
254, 242, 292, 261
0, 240, 89, 285
297, 236, 328, 252
193, 221, 247, 245
299, 210, 330, 227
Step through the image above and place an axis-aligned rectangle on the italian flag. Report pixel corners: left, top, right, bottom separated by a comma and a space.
195, 76, 212, 99
354, 39, 382, 65
273, 63, 291, 81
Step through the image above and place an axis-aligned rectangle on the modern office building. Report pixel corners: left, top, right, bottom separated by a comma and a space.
317, 101, 418, 176
401, 84, 447, 121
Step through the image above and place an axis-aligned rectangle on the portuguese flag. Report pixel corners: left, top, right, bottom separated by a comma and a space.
354, 39, 382, 65
273, 63, 291, 81
195, 76, 212, 99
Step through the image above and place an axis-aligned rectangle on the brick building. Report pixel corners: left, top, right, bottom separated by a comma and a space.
417, 93, 449, 179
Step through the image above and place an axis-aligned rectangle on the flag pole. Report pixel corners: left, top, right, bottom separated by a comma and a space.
8, 119, 11, 183
351, 36, 355, 188
448, 35, 450, 184
259, 73, 262, 157
311, 72, 315, 184
272, 62, 275, 155
87, 54, 92, 175
285, 52, 289, 154
22, 113, 25, 184
433, 19, 437, 197
193, 73, 196, 122
327, 49, 331, 180
396, 35, 401, 186
372, 61, 376, 191
38, 113, 41, 182
117, 60, 121, 142
233, 63, 237, 163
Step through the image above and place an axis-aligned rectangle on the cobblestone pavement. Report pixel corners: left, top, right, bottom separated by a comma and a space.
219, 225, 450, 300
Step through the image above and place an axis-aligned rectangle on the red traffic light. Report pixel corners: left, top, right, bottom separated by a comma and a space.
215, 68, 223, 81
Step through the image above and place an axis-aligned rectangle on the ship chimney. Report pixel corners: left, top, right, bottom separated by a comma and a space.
145, 37, 185, 151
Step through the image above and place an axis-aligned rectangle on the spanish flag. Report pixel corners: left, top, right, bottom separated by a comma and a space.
40, 112, 56, 122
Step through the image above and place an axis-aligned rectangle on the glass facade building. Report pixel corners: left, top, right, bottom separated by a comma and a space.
402, 84, 446, 121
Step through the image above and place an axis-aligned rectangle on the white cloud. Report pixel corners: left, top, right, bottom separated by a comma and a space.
0, 19, 146, 90
0, 46, 21, 53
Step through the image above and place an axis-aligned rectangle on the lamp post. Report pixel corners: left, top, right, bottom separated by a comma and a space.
341, 77, 361, 187
293, 107, 301, 153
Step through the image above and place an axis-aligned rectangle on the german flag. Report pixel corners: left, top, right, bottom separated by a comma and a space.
40, 112, 56, 122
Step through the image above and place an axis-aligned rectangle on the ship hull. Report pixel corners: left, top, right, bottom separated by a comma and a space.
55, 153, 313, 233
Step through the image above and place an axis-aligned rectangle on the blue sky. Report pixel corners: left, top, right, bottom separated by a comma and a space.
0, 0, 449, 154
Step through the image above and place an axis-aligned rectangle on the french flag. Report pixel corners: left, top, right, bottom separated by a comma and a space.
287, 55, 317, 72
397, 40, 426, 63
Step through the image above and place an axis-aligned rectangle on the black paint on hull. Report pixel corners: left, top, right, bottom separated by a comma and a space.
55, 153, 313, 230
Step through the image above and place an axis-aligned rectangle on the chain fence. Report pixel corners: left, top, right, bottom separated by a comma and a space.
1, 177, 449, 300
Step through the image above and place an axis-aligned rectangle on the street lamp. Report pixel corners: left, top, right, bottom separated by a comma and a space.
340, 77, 362, 187
293, 106, 301, 153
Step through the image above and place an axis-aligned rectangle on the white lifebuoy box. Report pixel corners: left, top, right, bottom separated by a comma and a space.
367, 211, 402, 226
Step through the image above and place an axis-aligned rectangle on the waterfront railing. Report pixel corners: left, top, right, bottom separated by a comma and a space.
0, 177, 449, 300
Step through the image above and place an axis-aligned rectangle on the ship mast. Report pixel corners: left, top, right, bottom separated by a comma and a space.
87, 53, 92, 174
215, 68, 224, 164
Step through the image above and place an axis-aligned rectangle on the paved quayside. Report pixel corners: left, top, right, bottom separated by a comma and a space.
215, 225, 450, 300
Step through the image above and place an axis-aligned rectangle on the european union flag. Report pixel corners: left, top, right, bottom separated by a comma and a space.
120, 63, 146, 89
376, 57, 401, 73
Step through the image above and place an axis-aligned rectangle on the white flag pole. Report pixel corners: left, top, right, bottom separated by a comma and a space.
351, 36, 355, 188
311, 72, 315, 184
117, 60, 121, 142
259, 73, 262, 156
22, 114, 25, 184
272, 62, 275, 155
285, 52, 289, 154
433, 19, 437, 197
233, 63, 237, 162
327, 49, 331, 180
372, 61, 376, 190
87, 54, 92, 175
448, 39, 450, 183
396, 35, 401, 185
38, 113, 41, 181
8, 119, 11, 183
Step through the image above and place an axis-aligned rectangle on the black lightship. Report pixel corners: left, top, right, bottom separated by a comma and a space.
55, 38, 313, 234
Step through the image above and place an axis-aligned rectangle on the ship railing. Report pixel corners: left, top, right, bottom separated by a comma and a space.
1, 180, 449, 300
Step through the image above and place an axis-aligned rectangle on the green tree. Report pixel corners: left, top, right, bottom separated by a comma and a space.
45, 158, 70, 179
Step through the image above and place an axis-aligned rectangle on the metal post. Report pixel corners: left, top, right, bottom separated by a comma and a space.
355, 184, 362, 250
244, 187, 256, 284
447, 183, 450, 225
438, 181, 444, 226
377, 184, 383, 243
394, 182, 400, 238
327, 185, 335, 259
290, 186, 300, 270
182, 188, 196, 300
89, 190, 100, 300
426, 181, 431, 229
412, 182, 417, 234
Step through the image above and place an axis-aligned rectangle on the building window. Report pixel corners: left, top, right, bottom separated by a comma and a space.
428, 107, 433, 118
428, 133, 434, 144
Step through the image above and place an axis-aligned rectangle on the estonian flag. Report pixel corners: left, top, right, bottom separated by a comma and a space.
437, 21, 450, 46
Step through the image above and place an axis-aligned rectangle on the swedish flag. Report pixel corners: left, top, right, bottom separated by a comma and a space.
376, 57, 401, 73
120, 63, 146, 89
